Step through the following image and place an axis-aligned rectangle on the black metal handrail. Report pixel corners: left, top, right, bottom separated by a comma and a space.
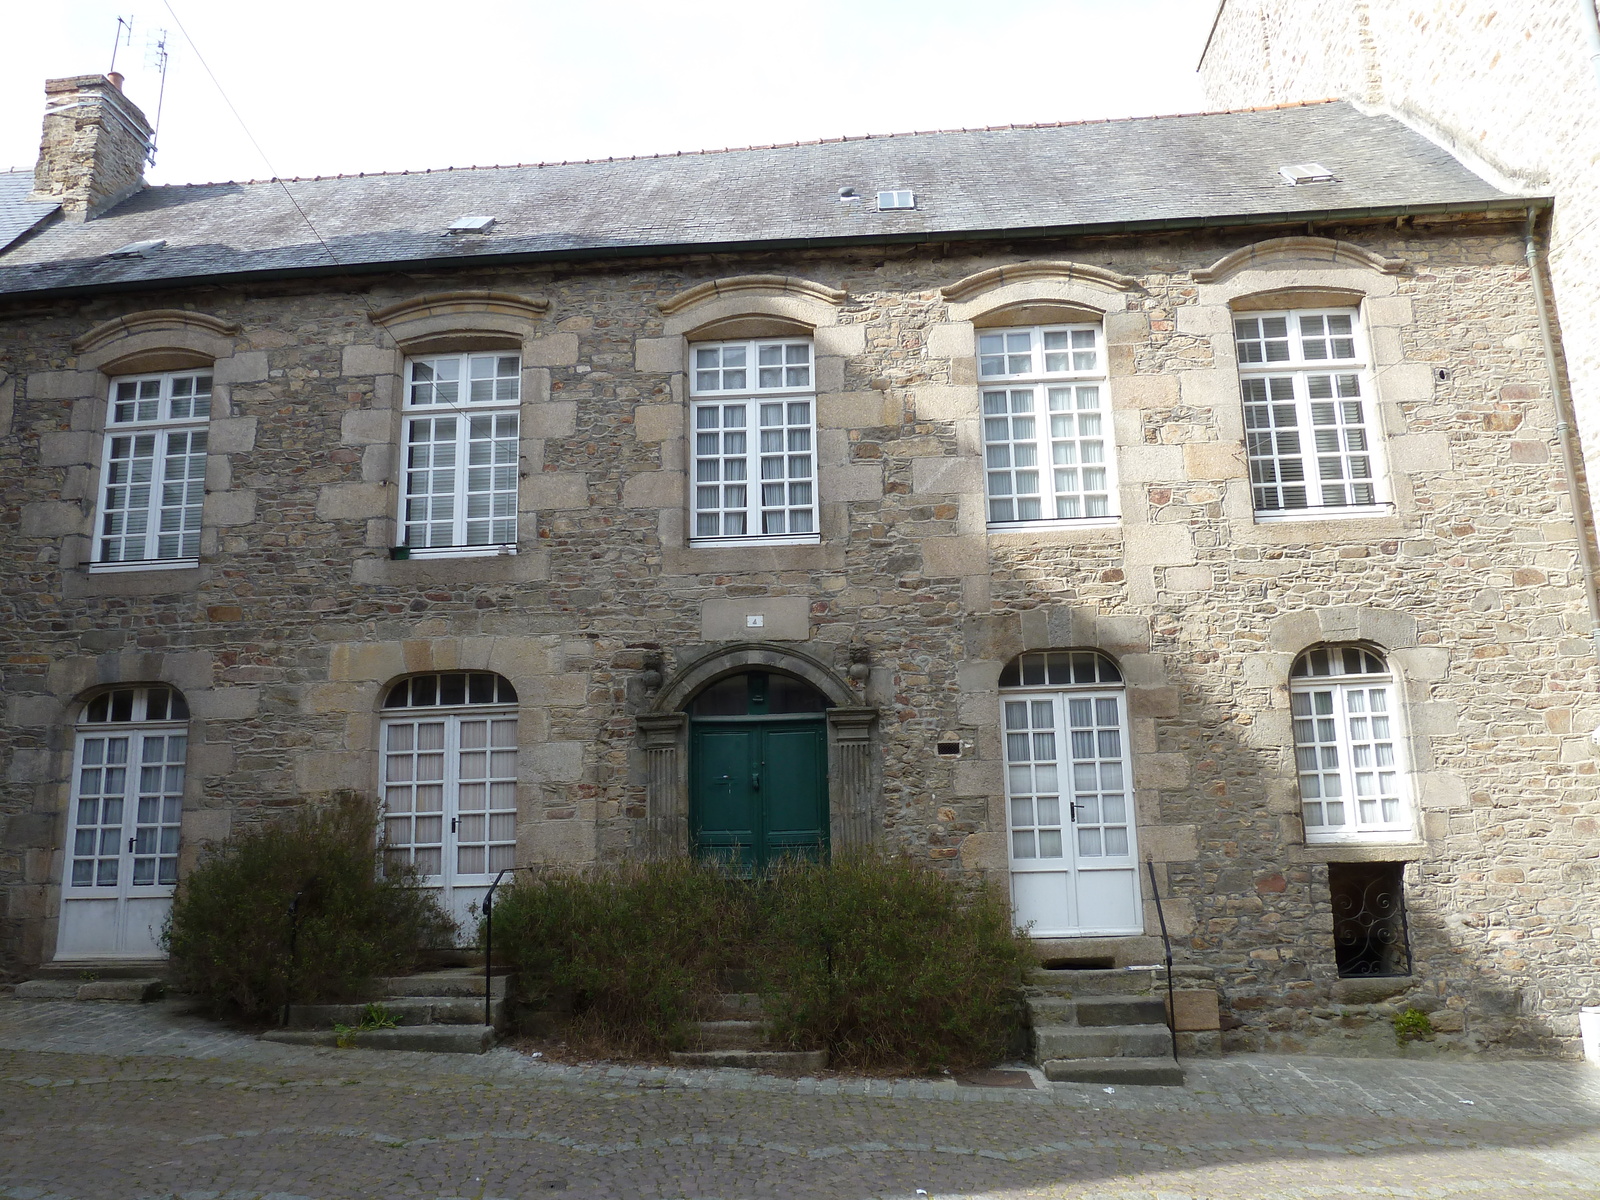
480, 866, 539, 1028
1145, 858, 1179, 1063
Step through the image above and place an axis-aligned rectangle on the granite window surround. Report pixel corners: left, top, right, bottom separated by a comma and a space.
23, 309, 256, 593
635, 275, 865, 574
329, 291, 573, 586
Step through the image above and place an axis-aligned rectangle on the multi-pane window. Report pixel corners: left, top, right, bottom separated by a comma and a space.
401, 354, 521, 554
380, 672, 519, 880
68, 685, 189, 891
1291, 646, 1412, 841
1000, 652, 1133, 865
690, 339, 816, 542
979, 325, 1115, 524
1235, 309, 1385, 514
96, 372, 212, 565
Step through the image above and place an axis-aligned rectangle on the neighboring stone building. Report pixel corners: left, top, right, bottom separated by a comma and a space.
1, 72, 1597, 1056
1199, 0, 1600, 501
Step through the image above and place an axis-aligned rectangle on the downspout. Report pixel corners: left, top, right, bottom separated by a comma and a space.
1525, 206, 1600, 660
1580, 0, 1600, 92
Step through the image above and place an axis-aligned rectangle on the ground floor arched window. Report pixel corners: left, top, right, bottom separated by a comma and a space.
1001, 651, 1142, 938
380, 671, 519, 932
58, 684, 190, 960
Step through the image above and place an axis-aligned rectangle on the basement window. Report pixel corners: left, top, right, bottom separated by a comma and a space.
1329, 861, 1412, 978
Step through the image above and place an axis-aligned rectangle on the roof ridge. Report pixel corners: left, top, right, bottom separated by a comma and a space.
165, 98, 1346, 189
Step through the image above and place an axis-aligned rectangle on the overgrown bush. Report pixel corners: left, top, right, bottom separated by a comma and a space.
756, 854, 1033, 1071
164, 792, 455, 1021
488, 858, 747, 1056
491, 853, 1033, 1070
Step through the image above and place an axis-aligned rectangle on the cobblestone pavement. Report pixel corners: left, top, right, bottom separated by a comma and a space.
2, 998, 1599, 1199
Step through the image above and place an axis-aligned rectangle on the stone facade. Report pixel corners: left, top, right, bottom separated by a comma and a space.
3, 203, 1598, 1056
1198, 0, 1600, 512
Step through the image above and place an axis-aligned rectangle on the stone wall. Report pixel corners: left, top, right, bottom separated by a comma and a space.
29, 75, 152, 220
2, 214, 1598, 1055
1199, 0, 1600, 522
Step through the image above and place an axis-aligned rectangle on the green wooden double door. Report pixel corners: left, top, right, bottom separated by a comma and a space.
690, 718, 828, 872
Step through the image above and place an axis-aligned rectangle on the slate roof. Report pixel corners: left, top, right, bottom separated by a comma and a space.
0, 171, 59, 256
0, 101, 1525, 299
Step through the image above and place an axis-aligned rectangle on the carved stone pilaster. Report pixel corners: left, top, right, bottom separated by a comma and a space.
826, 706, 879, 852
637, 713, 688, 859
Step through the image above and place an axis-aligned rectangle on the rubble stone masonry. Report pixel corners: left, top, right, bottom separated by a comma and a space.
2, 216, 1597, 1056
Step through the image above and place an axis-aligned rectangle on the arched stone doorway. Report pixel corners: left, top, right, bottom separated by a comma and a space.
636, 644, 878, 862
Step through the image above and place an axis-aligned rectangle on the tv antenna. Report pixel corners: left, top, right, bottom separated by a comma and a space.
145, 28, 171, 165
108, 15, 133, 76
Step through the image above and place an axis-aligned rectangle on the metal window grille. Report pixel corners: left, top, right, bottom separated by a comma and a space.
1330, 861, 1412, 977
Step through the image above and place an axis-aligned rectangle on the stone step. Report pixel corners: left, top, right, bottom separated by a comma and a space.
1027, 967, 1160, 998
1041, 1056, 1184, 1087
691, 1019, 767, 1050
31, 959, 168, 981
378, 970, 508, 999
1026, 995, 1168, 1027
668, 1048, 828, 1072
710, 992, 765, 1018
261, 1024, 495, 1054
1033, 1022, 1174, 1060
16, 977, 164, 1002
284, 996, 506, 1030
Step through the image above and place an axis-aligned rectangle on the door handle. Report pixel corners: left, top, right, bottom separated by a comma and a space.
750, 773, 761, 791
1070, 804, 1085, 822
451, 817, 458, 833
128, 837, 135, 852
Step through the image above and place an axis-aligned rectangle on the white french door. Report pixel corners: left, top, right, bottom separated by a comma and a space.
381, 710, 518, 937
1004, 689, 1143, 937
57, 723, 186, 959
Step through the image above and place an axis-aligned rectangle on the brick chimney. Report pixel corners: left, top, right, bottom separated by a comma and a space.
29, 74, 153, 220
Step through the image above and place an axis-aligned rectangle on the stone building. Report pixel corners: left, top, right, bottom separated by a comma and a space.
1199, 0, 1600, 506
2, 71, 1597, 1055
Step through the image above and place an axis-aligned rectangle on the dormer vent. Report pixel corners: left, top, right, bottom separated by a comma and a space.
1279, 163, 1336, 185
877, 189, 915, 210
446, 214, 496, 234
108, 238, 166, 258
838, 186, 861, 204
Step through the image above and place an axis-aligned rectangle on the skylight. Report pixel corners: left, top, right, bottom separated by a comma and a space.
446, 215, 496, 234
877, 190, 916, 210
107, 239, 166, 258
1279, 163, 1336, 185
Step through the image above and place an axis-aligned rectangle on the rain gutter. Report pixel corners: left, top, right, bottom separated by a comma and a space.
1524, 205, 1600, 658
0, 196, 1548, 306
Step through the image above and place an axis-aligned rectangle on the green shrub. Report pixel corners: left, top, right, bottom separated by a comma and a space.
1393, 1006, 1434, 1044
163, 792, 455, 1021
490, 853, 1032, 1071
756, 854, 1033, 1071
488, 858, 748, 1055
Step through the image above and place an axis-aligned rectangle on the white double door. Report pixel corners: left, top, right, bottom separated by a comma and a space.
381, 710, 518, 937
57, 726, 186, 960
1004, 689, 1143, 937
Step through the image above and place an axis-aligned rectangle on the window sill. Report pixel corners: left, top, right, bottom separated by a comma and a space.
87, 558, 201, 574
688, 534, 822, 549
399, 545, 518, 560
987, 517, 1119, 534
1253, 505, 1393, 524
1290, 840, 1424, 863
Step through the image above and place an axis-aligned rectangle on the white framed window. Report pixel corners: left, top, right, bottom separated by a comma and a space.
380, 672, 519, 883
978, 325, 1116, 526
1291, 646, 1413, 842
690, 338, 817, 545
94, 371, 211, 569
1235, 309, 1388, 517
401, 353, 521, 558
67, 685, 189, 892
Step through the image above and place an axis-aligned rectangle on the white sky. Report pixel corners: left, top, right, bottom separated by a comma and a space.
3, 1, 1219, 185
